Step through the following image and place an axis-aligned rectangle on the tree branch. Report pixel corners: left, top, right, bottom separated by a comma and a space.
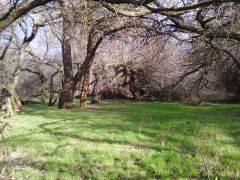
0, 0, 53, 33
0, 36, 12, 61
146, 0, 240, 13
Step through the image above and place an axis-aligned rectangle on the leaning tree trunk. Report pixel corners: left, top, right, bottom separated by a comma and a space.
71, 16, 140, 107
72, 31, 102, 107
80, 70, 90, 108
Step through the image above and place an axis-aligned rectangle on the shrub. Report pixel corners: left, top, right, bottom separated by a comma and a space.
183, 95, 201, 105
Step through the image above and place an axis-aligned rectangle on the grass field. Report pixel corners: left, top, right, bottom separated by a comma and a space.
0, 100, 240, 179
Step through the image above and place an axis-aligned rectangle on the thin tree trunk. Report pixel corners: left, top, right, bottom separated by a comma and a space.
48, 70, 59, 106
80, 70, 90, 108
91, 75, 100, 104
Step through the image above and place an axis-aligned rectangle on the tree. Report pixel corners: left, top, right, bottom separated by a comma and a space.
103, 0, 240, 41
1, 0, 239, 109
58, 0, 74, 108
1, 18, 45, 117
176, 38, 240, 102
1, 0, 239, 40
57, 5, 169, 108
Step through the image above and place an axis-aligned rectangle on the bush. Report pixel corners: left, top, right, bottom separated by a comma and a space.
151, 87, 185, 102
183, 95, 201, 105
100, 90, 128, 99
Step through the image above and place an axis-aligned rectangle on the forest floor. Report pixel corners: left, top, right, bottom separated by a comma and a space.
0, 100, 239, 179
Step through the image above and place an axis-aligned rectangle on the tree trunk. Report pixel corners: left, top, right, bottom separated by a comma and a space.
80, 71, 90, 108
58, 40, 74, 109
58, 2, 74, 109
11, 92, 22, 111
91, 75, 100, 104
1, 41, 27, 116
1, 89, 13, 118
129, 75, 140, 100
71, 27, 103, 99
48, 70, 59, 106
4, 97, 13, 118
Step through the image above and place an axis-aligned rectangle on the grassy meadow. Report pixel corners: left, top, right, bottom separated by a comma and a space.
0, 100, 239, 179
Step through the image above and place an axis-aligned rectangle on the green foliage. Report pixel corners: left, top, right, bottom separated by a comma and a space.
0, 101, 239, 179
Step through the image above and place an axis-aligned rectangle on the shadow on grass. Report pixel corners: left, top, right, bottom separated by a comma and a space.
17, 102, 240, 150
6, 101, 240, 178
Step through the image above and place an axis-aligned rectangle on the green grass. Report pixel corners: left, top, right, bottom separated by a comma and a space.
0, 100, 240, 179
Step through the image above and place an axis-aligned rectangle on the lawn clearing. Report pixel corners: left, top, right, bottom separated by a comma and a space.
0, 100, 239, 179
